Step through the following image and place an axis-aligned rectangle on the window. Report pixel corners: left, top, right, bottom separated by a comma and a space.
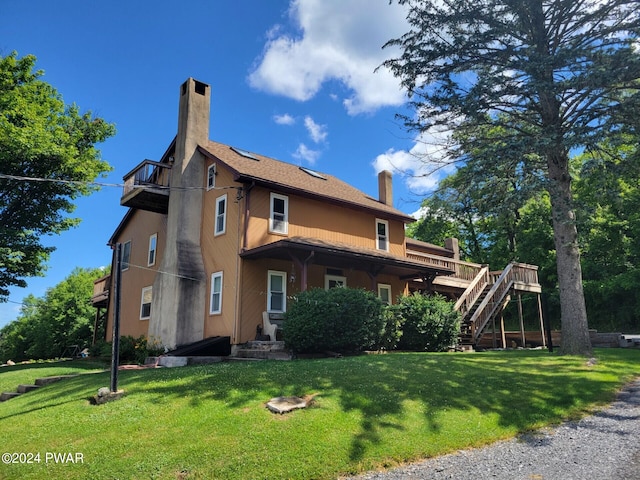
325, 275, 347, 290
207, 164, 216, 190
215, 194, 227, 236
148, 233, 157, 266
378, 284, 392, 305
140, 286, 152, 319
376, 219, 389, 251
122, 241, 131, 271
269, 193, 289, 234
267, 271, 287, 313
210, 272, 223, 315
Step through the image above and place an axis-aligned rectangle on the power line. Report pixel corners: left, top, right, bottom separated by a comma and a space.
0, 173, 241, 192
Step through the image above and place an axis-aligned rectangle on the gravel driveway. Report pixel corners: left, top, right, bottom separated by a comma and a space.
349, 378, 640, 480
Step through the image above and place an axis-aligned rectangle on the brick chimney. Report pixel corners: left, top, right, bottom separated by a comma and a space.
150, 79, 210, 349
378, 170, 393, 206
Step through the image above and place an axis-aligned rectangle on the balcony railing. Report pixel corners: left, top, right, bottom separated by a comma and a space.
91, 274, 111, 307
121, 160, 171, 213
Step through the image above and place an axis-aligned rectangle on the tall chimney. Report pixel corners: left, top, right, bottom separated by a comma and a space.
150, 79, 210, 349
378, 170, 393, 206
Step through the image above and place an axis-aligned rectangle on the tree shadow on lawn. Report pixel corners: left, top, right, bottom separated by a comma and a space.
109, 350, 631, 464
2, 350, 635, 474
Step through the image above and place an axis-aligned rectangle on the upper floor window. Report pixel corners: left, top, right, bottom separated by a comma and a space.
269, 193, 289, 234
122, 240, 131, 271
148, 233, 157, 266
376, 219, 389, 251
207, 164, 216, 190
215, 194, 227, 236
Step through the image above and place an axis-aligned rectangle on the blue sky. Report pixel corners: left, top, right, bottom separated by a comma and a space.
0, 0, 451, 326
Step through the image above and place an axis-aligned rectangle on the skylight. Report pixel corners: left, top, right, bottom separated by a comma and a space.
230, 146, 259, 161
299, 166, 327, 180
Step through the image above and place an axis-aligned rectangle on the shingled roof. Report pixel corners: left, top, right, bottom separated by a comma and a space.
198, 140, 414, 223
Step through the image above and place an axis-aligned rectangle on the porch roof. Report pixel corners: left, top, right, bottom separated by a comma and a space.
240, 236, 455, 280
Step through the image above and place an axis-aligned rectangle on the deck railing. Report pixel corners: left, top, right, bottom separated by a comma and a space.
91, 274, 111, 306
466, 263, 540, 342
122, 160, 171, 197
406, 250, 484, 281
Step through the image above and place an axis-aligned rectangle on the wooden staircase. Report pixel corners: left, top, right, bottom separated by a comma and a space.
454, 263, 541, 349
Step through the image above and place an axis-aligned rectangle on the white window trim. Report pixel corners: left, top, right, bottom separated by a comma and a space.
376, 219, 390, 252
210, 271, 223, 315
148, 233, 157, 267
378, 283, 392, 305
140, 286, 152, 320
122, 240, 131, 271
325, 274, 347, 290
269, 192, 289, 235
207, 163, 216, 190
215, 194, 227, 236
267, 270, 287, 313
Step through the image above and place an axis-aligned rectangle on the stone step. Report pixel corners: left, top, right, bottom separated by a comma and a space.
0, 392, 22, 402
244, 340, 286, 351
234, 349, 292, 361
35, 375, 77, 386
17, 384, 41, 394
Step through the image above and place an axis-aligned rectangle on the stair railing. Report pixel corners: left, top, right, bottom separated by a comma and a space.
466, 263, 516, 342
454, 266, 490, 319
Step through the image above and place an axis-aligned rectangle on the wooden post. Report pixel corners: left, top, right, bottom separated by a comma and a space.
491, 315, 497, 349
518, 294, 525, 347
500, 314, 507, 349
537, 294, 547, 348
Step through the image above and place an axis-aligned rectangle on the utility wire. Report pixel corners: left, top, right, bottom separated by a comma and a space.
0, 173, 240, 192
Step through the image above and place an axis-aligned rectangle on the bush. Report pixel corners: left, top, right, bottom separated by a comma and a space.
91, 335, 165, 364
283, 288, 385, 353
393, 293, 460, 352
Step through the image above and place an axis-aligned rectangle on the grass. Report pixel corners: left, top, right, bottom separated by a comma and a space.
0, 349, 639, 480
0, 359, 107, 394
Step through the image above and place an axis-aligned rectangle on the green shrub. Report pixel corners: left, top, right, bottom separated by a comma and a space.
393, 293, 460, 352
283, 287, 385, 353
92, 335, 165, 364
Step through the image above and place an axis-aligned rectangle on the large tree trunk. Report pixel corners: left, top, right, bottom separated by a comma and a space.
546, 150, 592, 355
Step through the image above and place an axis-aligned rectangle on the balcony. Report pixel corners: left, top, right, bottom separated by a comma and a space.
121, 160, 171, 213
91, 274, 111, 307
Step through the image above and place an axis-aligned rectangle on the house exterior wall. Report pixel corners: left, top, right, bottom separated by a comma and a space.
105, 209, 165, 341
201, 160, 244, 341
245, 186, 406, 256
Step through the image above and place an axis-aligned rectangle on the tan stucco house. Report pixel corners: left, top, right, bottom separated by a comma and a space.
92, 78, 542, 352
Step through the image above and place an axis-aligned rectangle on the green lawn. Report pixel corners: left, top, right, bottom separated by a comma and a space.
1, 349, 639, 480
0, 359, 106, 394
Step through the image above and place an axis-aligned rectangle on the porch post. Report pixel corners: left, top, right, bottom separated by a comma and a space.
537, 294, 547, 347
500, 314, 507, 349
518, 294, 525, 347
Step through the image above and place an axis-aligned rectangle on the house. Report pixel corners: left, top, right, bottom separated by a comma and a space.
92, 78, 543, 353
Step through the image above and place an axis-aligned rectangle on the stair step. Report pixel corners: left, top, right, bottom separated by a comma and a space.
35, 375, 77, 386
0, 392, 22, 402
234, 349, 291, 360
17, 384, 41, 394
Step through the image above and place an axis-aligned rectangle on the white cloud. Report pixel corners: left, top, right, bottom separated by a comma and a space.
293, 143, 321, 165
249, 0, 408, 115
303, 116, 327, 143
372, 128, 457, 194
273, 113, 296, 125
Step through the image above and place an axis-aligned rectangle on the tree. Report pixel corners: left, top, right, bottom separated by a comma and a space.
0, 52, 115, 300
383, 0, 640, 354
0, 267, 106, 362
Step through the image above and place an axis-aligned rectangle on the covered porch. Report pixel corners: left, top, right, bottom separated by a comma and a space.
240, 236, 455, 294
236, 236, 456, 344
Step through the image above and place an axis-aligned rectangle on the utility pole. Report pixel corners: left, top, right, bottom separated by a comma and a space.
110, 242, 123, 392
